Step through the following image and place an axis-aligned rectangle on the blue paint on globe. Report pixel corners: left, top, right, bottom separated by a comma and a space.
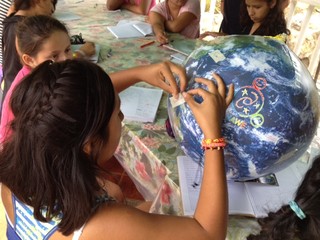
168, 35, 319, 180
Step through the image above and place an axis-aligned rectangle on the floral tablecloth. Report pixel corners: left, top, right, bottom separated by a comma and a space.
56, 2, 175, 73
56, 1, 320, 239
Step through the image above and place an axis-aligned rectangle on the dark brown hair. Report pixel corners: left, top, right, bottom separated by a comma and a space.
0, 59, 115, 235
14, 0, 58, 11
247, 155, 320, 240
240, 0, 290, 36
16, 15, 68, 57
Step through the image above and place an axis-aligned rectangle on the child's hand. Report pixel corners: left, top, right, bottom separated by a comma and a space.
183, 74, 234, 138
155, 31, 169, 44
143, 61, 187, 97
79, 42, 96, 57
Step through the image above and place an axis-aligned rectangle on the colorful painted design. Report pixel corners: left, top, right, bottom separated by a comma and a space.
233, 77, 267, 128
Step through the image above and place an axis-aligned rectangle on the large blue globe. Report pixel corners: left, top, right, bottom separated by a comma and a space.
168, 35, 319, 180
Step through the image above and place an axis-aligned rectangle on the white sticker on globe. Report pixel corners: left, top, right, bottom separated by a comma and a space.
170, 93, 185, 108
209, 50, 225, 63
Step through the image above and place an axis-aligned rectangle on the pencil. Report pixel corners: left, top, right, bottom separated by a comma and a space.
140, 40, 155, 48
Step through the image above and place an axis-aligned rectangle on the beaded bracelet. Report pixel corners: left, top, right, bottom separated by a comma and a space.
202, 138, 225, 144
202, 138, 226, 150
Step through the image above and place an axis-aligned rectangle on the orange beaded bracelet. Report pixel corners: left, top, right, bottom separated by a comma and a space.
201, 138, 226, 150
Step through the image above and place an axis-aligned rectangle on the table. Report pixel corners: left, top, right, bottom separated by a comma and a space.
55, 1, 320, 238
56, 3, 196, 216
55, 2, 191, 214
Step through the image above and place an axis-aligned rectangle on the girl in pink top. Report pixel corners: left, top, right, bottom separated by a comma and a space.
149, 0, 200, 44
0, 15, 188, 145
0, 66, 30, 143
0, 15, 95, 143
106, 0, 156, 15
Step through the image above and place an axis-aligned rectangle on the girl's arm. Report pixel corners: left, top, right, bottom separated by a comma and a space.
109, 61, 186, 95
184, 75, 233, 238
164, 12, 197, 33
86, 74, 234, 240
148, 11, 169, 44
221, 0, 225, 15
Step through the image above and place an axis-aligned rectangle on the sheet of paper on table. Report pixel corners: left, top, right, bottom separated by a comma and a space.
54, 11, 81, 21
107, 20, 154, 39
58, 0, 85, 4
170, 53, 187, 65
119, 86, 163, 123
71, 44, 101, 63
177, 155, 309, 217
162, 37, 198, 56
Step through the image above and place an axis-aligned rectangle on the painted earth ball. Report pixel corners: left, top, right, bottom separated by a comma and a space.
168, 35, 319, 180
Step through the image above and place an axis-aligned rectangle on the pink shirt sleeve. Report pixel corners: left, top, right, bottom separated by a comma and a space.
151, 0, 200, 38
0, 66, 31, 143
150, 1, 169, 18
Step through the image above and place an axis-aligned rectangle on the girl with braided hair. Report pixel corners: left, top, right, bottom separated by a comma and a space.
247, 155, 320, 240
0, 16, 188, 233
0, 59, 234, 239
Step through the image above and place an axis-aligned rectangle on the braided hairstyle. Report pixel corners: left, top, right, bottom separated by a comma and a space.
0, 59, 115, 235
240, 0, 290, 36
247, 155, 320, 240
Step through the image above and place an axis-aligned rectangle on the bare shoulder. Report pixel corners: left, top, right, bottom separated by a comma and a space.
79, 202, 209, 240
80, 203, 157, 239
